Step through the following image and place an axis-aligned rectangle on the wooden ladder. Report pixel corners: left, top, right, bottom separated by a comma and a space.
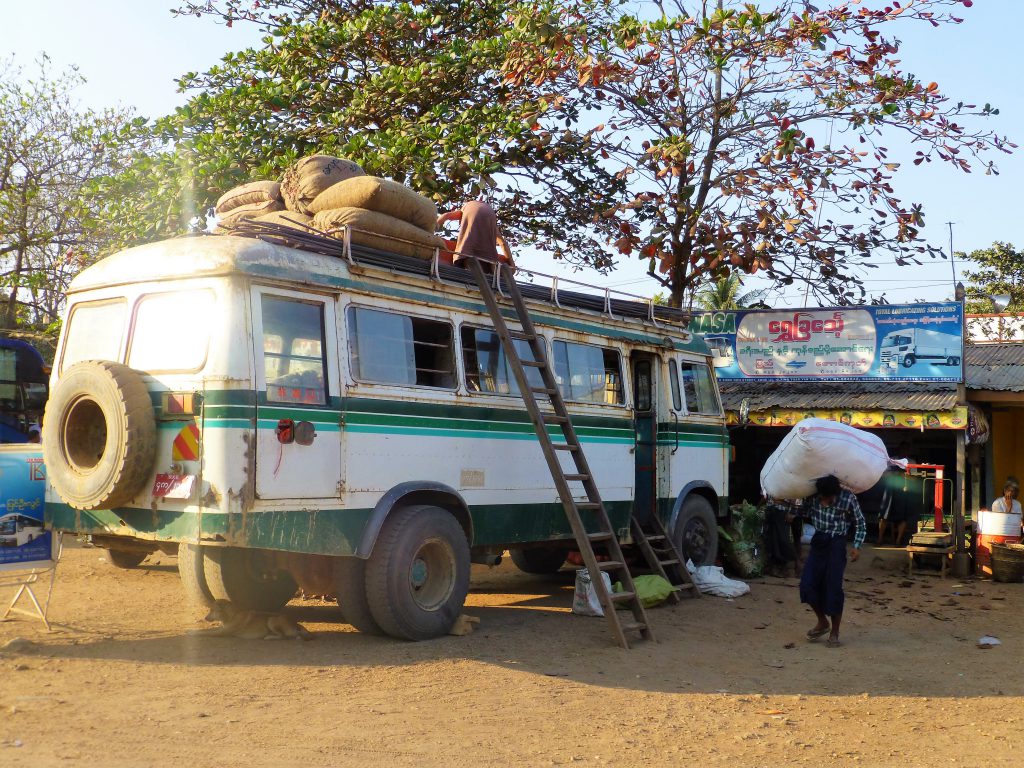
465, 257, 663, 648
631, 513, 700, 603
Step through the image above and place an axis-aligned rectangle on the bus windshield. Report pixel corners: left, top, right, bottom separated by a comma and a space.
0, 339, 48, 443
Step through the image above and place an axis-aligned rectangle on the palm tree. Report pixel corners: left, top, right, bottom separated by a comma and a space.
694, 274, 769, 311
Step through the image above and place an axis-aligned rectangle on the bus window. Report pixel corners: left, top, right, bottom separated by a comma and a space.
460, 327, 543, 395
262, 296, 328, 405
553, 341, 624, 405
0, 338, 49, 443
128, 290, 215, 372
348, 307, 455, 389
678, 361, 721, 416
61, 299, 126, 372
668, 358, 682, 411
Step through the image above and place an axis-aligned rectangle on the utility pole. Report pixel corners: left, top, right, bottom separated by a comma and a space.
947, 221, 957, 284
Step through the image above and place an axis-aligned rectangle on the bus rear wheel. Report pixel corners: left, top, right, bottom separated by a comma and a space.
333, 556, 384, 635
366, 505, 470, 640
203, 546, 297, 612
510, 546, 567, 575
105, 547, 149, 569
178, 543, 215, 608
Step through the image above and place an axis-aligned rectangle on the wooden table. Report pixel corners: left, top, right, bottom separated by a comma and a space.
906, 545, 955, 578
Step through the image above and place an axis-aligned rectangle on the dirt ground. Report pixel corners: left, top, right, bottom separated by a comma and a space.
0, 540, 1020, 768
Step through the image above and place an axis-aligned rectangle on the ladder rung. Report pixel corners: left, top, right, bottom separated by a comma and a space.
552, 443, 579, 452
620, 621, 647, 633
645, 535, 667, 543
520, 359, 545, 368
587, 532, 614, 542
541, 414, 568, 424
659, 558, 681, 566
610, 590, 636, 603
577, 503, 603, 510
564, 473, 590, 482
531, 387, 558, 396
597, 560, 626, 571
673, 583, 696, 591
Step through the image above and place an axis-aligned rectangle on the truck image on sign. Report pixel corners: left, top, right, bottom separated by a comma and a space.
879, 328, 961, 369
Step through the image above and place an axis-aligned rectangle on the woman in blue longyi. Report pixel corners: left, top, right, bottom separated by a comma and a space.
800, 474, 866, 648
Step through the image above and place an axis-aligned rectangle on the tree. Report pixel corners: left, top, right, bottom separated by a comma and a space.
0, 59, 142, 350
694, 273, 767, 310
502, 0, 1014, 305
962, 242, 1024, 314
100, 0, 620, 261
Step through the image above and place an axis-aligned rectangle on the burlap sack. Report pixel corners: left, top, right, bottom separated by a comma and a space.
308, 176, 437, 232
281, 155, 364, 214
254, 211, 314, 230
312, 207, 445, 260
215, 199, 286, 231
215, 181, 282, 215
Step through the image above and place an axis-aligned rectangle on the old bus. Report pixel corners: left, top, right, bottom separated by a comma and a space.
43, 231, 728, 639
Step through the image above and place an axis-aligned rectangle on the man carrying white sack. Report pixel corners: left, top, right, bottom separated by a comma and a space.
800, 474, 866, 649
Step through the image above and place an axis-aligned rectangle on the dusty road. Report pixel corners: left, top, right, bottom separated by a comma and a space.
0, 541, 1020, 767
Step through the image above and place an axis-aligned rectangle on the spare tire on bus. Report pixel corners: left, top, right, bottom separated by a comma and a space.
43, 361, 156, 510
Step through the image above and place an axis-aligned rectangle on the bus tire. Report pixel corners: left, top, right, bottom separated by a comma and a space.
178, 543, 215, 608
333, 556, 384, 635
366, 505, 470, 641
43, 361, 156, 511
510, 546, 567, 575
902, 355, 916, 368
673, 495, 718, 567
105, 547, 148, 569
203, 546, 297, 612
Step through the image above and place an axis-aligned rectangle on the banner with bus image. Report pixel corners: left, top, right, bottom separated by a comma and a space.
0, 445, 52, 571
691, 302, 963, 382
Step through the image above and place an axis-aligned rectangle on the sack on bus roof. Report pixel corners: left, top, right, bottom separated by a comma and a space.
215, 198, 286, 231
308, 176, 437, 232
312, 206, 444, 260
281, 155, 364, 214
760, 418, 891, 501
215, 181, 282, 215
254, 210, 313, 230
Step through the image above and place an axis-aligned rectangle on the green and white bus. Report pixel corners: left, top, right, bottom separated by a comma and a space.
43, 231, 728, 640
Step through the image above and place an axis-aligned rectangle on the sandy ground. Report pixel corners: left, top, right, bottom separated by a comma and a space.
0, 540, 1020, 768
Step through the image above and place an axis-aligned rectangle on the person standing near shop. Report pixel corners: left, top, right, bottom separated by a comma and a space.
801, 474, 866, 648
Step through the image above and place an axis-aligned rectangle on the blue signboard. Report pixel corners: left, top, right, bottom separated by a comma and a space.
0, 446, 51, 571
690, 302, 963, 382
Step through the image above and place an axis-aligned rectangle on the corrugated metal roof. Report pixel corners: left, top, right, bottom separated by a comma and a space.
718, 380, 959, 412
966, 342, 1024, 392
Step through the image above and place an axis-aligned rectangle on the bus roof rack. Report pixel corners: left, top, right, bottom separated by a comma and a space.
228, 218, 691, 329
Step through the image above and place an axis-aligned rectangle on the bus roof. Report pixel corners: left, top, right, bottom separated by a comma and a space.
70, 233, 706, 353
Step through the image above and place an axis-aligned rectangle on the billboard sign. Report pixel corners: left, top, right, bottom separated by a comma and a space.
691, 302, 963, 382
0, 446, 53, 571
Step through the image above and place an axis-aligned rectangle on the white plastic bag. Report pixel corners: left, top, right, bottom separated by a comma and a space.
685, 560, 751, 598
572, 568, 612, 617
760, 418, 890, 501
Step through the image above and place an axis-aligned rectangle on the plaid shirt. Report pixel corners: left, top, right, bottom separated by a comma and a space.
804, 489, 867, 549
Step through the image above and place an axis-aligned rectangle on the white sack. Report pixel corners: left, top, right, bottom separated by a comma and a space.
685, 560, 750, 598
572, 568, 613, 617
760, 418, 890, 501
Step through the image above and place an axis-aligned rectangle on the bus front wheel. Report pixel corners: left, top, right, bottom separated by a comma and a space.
366, 505, 470, 640
673, 495, 718, 567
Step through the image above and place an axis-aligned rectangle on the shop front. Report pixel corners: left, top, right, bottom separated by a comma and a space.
691, 302, 969, 537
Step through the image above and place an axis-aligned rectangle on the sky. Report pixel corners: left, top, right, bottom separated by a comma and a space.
5, 0, 1021, 308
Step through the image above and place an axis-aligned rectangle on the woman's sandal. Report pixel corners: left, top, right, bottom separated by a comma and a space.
806, 626, 829, 639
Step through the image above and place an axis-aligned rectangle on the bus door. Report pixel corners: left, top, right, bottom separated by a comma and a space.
630, 351, 659, 523
251, 287, 343, 499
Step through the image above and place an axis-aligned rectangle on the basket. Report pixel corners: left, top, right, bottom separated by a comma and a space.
990, 543, 1024, 583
